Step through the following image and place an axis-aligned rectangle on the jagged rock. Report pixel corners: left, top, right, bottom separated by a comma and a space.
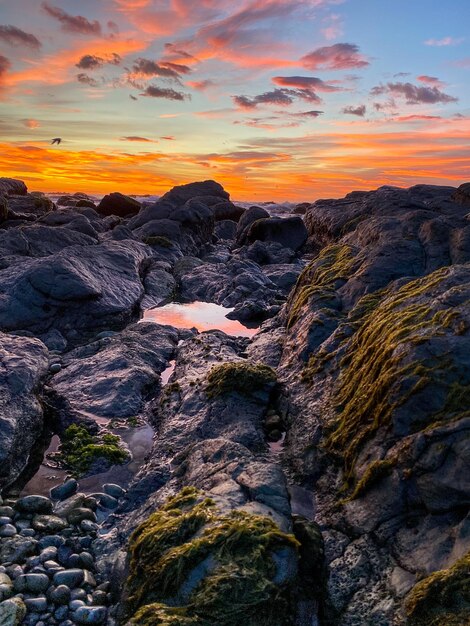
451, 181, 470, 207
0, 334, 48, 489
243, 216, 308, 251
97, 192, 141, 217
50, 322, 178, 421
0, 241, 152, 339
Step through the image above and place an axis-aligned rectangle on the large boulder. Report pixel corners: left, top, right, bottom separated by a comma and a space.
244, 216, 308, 251
0, 178, 27, 196
50, 322, 179, 420
0, 333, 49, 489
0, 241, 152, 339
159, 179, 229, 205
236, 206, 270, 243
211, 200, 245, 222
97, 192, 141, 217
451, 182, 470, 207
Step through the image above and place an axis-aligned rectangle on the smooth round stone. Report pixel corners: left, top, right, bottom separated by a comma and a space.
79, 520, 98, 534
43, 561, 62, 572
14, 573, 50, 594
82, 570, 96, 588
69, 600, 85, 611
91, 590, 106, 606
67, 509, 96, 526
39, 547, 58, 563
53, 569, 84, 588
38, 536, 65, 550
73, 605, 107, 624
54, 605, 68, 620
0, 574, 12, 586
24, 596, 48, 612
66, 554, 80, 568
0, 507, 15, 518
78, 537, 92, 550
50, 481, 78, 502
102, 484, 125, 499
97, 494, 118, 510
15, 496, 52, 515
0, 583, 13, 601
20, 529, 36, 538
94, 582, 109, 593
32, 516, 67, 533
49, 584, 71, 605
0, 517, 12, 526
59, 621, 74, 626
95, 331, 116, 340
0, 597, 27, 625
5, 565, 23, 580
49, 363, 62, 374
15, 519, 31, 531
57, 546, 73, 566
82, 497, 98, 512
78, 553, 94, 571
70, 589, 86, 601
0, 525, 17, 538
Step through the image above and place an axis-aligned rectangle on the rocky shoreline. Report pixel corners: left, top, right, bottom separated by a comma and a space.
0, 177, 469, 625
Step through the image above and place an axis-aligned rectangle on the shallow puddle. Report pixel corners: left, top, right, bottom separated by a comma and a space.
142, 301, 258, 337
21, 424, 154, 497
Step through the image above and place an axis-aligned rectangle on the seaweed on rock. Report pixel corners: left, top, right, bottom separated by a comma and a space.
206, 363, 276, 399
124, 487, 300, 626
405, 551, 470, 626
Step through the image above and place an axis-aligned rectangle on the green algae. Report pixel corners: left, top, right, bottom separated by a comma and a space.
206, 363, 276, 399
58, 424, 129, 477
405, 551, 470, 626
124, 487, 300, 626
143, 236, 173, 248
323, 267, 467, 485
287, 244, 356, 329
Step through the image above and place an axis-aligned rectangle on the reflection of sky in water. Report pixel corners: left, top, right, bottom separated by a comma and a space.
143, 302, 257, 337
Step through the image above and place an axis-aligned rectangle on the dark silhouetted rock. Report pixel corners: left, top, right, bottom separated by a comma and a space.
97, 193, 141, 217
159, 180, 229, 206
0, 178, 27, 196
244, 216, 307, 251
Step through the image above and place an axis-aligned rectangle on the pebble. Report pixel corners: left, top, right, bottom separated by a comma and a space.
54, 605, 69, 620
67, 508, 96, 526
24, 595, 48, 612
53, 569, 84, 588
15, 496, 52, 515
0, 596, 27, 625
20, 529, 36, 538
0, 517, 12, 526
69, 599, 86, 611
78, 552, 94, 571
14, 573, 50, 594
49, 363, 62, 374
0, 507, 15, 518
32, 515, 68, 533
0, 525, 17, 538
102, 484, 125, 499
70, 589, 86, 601
79, 520, 98, 533
95, 494, 118, 510
49, 585, 71, 605
38, 546, 58, 563
73, 605, 107, 624
38, 536, 65, 550
50, 480, 78, 502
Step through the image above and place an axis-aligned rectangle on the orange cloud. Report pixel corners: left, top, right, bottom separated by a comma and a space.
22, 119, 40, 128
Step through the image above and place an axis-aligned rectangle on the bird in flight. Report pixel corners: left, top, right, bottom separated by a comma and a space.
51, 137, 62, 145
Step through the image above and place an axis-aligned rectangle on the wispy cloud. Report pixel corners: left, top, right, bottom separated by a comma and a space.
301, 43, 369, 70
425, 36, 464, 47
140, 85, 190, 100
22, 118, 40, 128
76, 53, 121, 70
342, 104, 366, 116
371, 81, 457, 105
0, 25, 41, 49
42, 2, 102, 36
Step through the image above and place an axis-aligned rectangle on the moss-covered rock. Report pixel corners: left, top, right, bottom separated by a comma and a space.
143, 236, 173, 248
123, 487, 300, 626
206, 363, 276, 399
58, 424, 129, 477
405, 551, 470, 626
323, 266, 470, 486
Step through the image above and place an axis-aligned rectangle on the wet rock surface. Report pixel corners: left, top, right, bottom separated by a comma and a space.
0, 178, 469, 625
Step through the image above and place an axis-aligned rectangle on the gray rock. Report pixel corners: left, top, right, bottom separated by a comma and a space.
0, 596, 27, 625
243, 216, 307, 251
32, 516, 67, 533
24, 596, 48, 612
0, 335, 49, 489
49, 585, 71, 605
0, 536, 38, 564
0, 525, 16, 538
0, 178, 27, 196
73, 605, 107, 624
14, 573, 50, 594
102, 484, 125, 499
16, 496, 52, 515
50, 480, 78, 502
53, 569, 84, 588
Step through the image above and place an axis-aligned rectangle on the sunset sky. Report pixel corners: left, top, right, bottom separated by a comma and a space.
1, 0, 469, 200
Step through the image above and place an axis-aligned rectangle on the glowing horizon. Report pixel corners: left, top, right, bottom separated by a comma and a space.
1, 1, 469, 201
